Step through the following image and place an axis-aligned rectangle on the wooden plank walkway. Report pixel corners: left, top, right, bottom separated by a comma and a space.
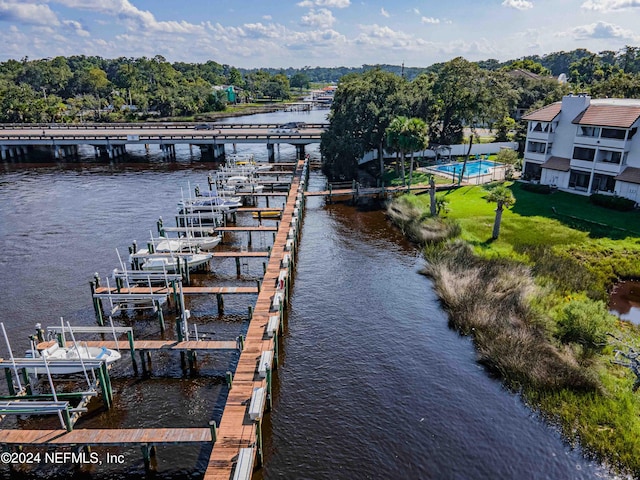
0, 428, 212, 445
36, 339, 239, 352
95, 286, 259, 295
204, 158, 306, 479
305, 183, 455, 197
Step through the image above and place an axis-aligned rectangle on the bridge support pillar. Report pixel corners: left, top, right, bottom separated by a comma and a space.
295, 144, 306, 160
267, 144, 275, 163
0, 147, 6, 161
213, 143, 225, 161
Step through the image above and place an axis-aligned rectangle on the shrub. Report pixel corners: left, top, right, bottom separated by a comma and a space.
555, 298, 618, 351
521, 183, 552, 194
590, 194, 636, 212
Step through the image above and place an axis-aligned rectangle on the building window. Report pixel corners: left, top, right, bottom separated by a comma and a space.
601, 128, 626, 140
591, 174, 616, 193
532, 122, 550, 133
578, 126, 600, 137
527, 141, 547, 154
597, 150, 622, 164
572, 146, 595, 162
569, 170, 591, 191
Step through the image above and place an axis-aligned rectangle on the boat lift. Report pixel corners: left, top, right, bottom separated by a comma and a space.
0, 322, 113, 431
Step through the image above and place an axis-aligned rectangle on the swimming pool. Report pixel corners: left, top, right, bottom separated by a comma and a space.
436, 159, 501, 177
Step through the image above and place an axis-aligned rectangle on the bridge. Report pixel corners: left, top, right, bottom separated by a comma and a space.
0, 122, 328, 161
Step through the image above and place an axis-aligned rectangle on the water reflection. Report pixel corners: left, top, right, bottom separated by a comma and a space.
610, 280, 640, 324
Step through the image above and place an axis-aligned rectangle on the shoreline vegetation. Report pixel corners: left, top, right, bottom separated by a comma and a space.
386, 182, 640, 476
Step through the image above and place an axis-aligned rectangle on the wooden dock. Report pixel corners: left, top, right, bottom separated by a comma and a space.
0, 428, 212, 445
0, 158, 309, 478
203, 158, 307, 479
36, 339, 239, 352
95, 286, 259, 295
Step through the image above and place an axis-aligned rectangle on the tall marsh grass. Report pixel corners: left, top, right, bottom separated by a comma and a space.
422, 241, 600, 392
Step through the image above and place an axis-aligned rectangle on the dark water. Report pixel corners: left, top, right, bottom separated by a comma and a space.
610, 281, 640, 324
0, 109, 613, 479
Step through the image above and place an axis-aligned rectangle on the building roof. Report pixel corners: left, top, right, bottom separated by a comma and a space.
573, 104, 640, 128
614, 166, 640, 185
506, 69, 542, 81
521, 102, 562, 122
541, 156, 571, 172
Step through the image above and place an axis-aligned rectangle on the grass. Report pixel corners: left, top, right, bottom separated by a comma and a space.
389, 182, 640, 476
382, 166, 454, 187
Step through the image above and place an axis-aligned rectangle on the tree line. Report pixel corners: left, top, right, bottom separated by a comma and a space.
321, 57, 566, 180
0, 55, 291, 122
1, 46, 639, 127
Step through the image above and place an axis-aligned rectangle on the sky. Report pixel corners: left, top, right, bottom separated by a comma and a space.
0, 0, 639, 69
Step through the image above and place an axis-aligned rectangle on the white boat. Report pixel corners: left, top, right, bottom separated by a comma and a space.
140, 253, 212, 272
197, 189, 242, 204
154, 234, 222, 252
26, 343, 121, 375
178, 196, 241, 213
223, 175, 265, 194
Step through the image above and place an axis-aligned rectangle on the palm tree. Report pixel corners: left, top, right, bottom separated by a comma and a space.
386, 116, 409, 185
486, 185, 515, 239
405, 117, 428, 187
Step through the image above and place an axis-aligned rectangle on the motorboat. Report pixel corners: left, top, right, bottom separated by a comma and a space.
196, 189, 242, 204
178, 196, 242, 213
26, 342, 121, 375
140, 252, 213, 272
153, 234, 222, 252
222, 175, 265, 194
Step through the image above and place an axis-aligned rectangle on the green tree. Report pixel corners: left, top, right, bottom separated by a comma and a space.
430, 58, 516, 145
321, 69, 407, 180
290, 72, 310, 91
405, 117, 429, 186
486, 185, 515, 240
502, 59, 551, 76
493, 115, 516, 142
386, 116, 410, 185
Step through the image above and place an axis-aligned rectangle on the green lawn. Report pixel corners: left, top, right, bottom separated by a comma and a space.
398, 181, 640, 475
406, 182, 640, 255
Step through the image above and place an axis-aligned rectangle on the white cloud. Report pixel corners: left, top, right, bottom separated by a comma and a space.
263, 15, 272, 20
581, 0, 640, 11
501, 0, 534, 10
421, 17, 440, 24
51, 0, 205, 34
354, 24, 428, 50
297, 0, 350, 8
380, 7, 389, 17
413, 8, 420, 14
300, 8, 336, 29
0, 1, 59, 26
63, 19, 90, 37
566, 21, 638, 40
242, 22, 287, 39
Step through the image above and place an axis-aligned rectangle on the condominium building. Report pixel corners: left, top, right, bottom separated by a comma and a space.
521, 93, 640, 203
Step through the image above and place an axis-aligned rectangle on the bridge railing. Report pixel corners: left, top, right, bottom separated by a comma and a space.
0, 122, 329, 130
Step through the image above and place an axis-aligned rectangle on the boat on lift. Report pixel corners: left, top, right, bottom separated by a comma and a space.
139, 252, 213, 272
153, 234, 222, 252
26, 342, 121, 375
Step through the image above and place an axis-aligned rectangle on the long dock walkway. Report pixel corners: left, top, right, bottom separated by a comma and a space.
203, 158, 307, 479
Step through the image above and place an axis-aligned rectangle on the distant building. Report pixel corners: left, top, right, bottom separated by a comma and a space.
521, 93, 640, 204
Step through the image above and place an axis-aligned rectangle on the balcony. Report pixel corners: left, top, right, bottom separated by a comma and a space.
594, 161, 624, 175
524, 152, 547, 163
528, 130, 554, 142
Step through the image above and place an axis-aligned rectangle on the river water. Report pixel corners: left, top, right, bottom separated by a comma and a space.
0, 109, 613, 479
